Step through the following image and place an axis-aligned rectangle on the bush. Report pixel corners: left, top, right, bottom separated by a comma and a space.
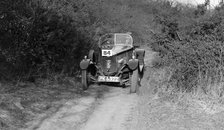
0, 0, 93, 80
0, 0, 159, 81
150, 0, 224, 95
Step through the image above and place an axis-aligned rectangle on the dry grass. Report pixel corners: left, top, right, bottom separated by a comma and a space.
135, 65, 224, 130
0, 76, 83, 130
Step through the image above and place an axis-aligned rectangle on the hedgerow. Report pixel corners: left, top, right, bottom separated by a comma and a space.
151, 1, 224, 95
0, 0, 155, 81
0, 0, 94, 81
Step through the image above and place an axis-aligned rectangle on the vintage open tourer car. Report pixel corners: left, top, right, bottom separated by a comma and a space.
79, 33, 145, 93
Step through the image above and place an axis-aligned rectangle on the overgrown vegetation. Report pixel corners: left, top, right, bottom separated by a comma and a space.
0, 0, 94, 81
150, 1, 224, 99
0, 0, 154, 129
0, 0, 153, 81
1, 0, 224, 129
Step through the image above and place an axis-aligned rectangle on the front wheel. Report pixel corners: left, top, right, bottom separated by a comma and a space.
130, 69, 139, 93
81, 70, 89, 90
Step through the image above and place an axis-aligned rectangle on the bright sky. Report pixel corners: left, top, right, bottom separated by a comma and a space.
174, 0, 220, 8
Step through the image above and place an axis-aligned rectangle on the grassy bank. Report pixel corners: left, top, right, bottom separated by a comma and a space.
0, 76, 83, 130
136, 59, 224, 129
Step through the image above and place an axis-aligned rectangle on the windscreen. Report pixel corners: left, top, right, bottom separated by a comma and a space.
114, 33, 133, 46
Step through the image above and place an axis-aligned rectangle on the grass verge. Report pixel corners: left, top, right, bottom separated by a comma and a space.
136, 64, 224, 129
0, 75, 83, 130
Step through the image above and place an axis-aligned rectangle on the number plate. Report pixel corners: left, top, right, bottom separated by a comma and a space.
102, 50, 112, 57
98, 76, 120, 82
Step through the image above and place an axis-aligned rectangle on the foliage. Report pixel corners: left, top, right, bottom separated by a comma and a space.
1, 0, 223, 97
0, 0, 96, 80
150, 0, 224, 94
0, 0, 157, 81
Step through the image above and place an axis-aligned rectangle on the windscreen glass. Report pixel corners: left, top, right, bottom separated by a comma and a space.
114, 34, 133, 46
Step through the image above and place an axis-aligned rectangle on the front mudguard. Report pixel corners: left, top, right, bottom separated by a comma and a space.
80, 59, 90, 70
135, 49, 145, 66
135, 48, 145, 75
88, 50, 96, 63
138, 64, 144, 79
139, 64, 144, 72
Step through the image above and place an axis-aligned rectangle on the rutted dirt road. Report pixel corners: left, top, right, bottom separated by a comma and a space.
22, 47, 155, 130
25, 85, 138, 130
22, 47, 224, 130
80, 87, 138, 130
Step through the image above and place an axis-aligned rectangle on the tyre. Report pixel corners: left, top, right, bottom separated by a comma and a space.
81, 70, 89, 90
130, 69, 139, 93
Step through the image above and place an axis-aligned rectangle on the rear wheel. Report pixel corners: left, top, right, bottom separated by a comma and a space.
81, 70, 89, 90
130, 69, 139, 93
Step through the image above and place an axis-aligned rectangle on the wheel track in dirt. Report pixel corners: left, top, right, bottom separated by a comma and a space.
22, 85, 108, 130
79, 88, 138, 130
22, 47, 155, 130
23, 85, 138, 130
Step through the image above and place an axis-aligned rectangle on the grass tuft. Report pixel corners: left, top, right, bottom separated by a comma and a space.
0, 76, 82, 130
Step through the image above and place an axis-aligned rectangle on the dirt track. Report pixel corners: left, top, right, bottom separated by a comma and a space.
21, 47, 224, 130
80, 87, 138, 130
21, 47, 154, 130
24, 85, 138, 130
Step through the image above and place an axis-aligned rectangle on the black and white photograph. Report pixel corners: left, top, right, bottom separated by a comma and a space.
1, 0, 224, 130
